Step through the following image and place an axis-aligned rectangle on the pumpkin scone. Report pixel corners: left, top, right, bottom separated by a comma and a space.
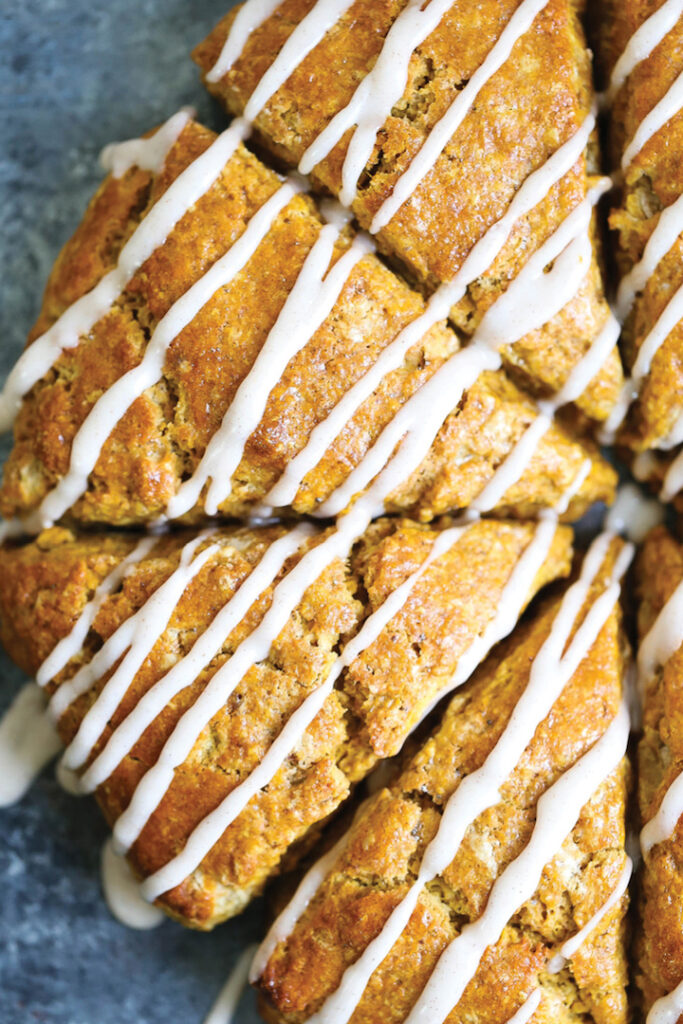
0, 516, 571, 929
0, 113, 615, 533
194, 0, 624, 422
598, 0, 683, 501
253, 533, 632, 1024
635, 525, 683, 1021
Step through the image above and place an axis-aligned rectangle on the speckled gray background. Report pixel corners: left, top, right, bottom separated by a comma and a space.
0, 2, 264, 1021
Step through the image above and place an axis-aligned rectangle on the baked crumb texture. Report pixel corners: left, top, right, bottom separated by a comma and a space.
636, 527, 683, 1017
256, 539, 631, 1024
193, 0, 623, 423
0, 119, 615, 528
1, 2, 673, 1017
0, 518, 571, 928
597, 0, 683, 501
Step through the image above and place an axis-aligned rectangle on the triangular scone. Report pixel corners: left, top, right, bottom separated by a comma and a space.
599, 2, 683, 466
194, 0, 624, 423
0, 517, 571, 928
635, 526, 683, 1016
0, 117, 615, 531
255, 536, 631, 1024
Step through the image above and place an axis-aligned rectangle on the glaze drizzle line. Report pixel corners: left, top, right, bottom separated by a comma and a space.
136, 522, 474, 900
266, 110, 602, 512
638, 574, 683, 858
0, 684, 62, 807
601, 4, 683, 453
77, 524, 314, 793
295, 533, 631, 1024
403, 701, 629, 1024
0, 117, 249, 433
21, 177, 301, 533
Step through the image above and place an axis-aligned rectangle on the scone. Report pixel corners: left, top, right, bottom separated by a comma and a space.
0, 114, 615, 532
194, 0, 624, 422
598, 0, 683, 501
254, 534, 632, 1024
635, 525, 683, 1020
0, 516, 572, 928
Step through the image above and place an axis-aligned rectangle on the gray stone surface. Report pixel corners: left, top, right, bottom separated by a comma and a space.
0, 1, 264, 1021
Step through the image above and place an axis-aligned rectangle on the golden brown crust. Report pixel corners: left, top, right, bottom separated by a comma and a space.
0, 518, 571, 928
600, 1, 683, 453
636, 526, 683, 1012
194, 0, 623, 422
257, 540, 630, 1023
0, 118, 615, 527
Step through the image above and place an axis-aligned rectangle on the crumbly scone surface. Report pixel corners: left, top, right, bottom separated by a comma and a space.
598, 0, 683, 454
636, 527, 683, 1012
194, 0, 623, 421
0, 518, 571, 927
257, 543, 630, 1024
6, 0, 683, 1018
0, 118, 615, 528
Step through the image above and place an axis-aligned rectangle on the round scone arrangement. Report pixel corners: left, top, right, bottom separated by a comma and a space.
0, 2, 682, 1023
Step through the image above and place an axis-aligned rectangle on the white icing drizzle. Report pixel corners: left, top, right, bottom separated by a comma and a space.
206, 0, 284, 82
0, 7, 623, 528
370, 0, 551, 233
302, 534, 632, 1024
599, 381, 634, 443
604, 483, 665, 543
547, 856, 632, 973
166, 226, 373, 520
266, 111, 599, 512
78, 524, 314, 793
37, 536, 157, 686
545, 309, 622, 411
242, 0, 356, 121
411, 513, 567, 735
100, 108, 193, 178
647, 976, 683, 1024
551, 459, 592, 518
132, 523, 473, 899
315, 177, 609, 521
109, 508, 366, 856
315, 345, 501, 519
54, 530, 219, 753
633, 450, 661, 481
402, 700, 630, 1024
642, 770, 683, 857
660, 413, 683, 451
0, 3, 635, 943
635, 554, 683, 894
299, 0, 460, 201
0, 684, 62, 807
468, 413, 552, 515
630, 278, 683, 385
621, 69, 683, 170
472, 183, 604, 351
0, 118, 250, 434
22, 177, 300, 533
100, 837, 164, 930
250, 828, 353, 983
616, 192, 683, 322
638, 577, 683, 697
599, 5, 683, 445
0, 537, 158, 806
662, 447, 683, 501
0, 103, 608, 534
204, 946, 258, 1024
55, 757, 83, 796
606, 0, 683, 105
504, 990, 542, 1024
